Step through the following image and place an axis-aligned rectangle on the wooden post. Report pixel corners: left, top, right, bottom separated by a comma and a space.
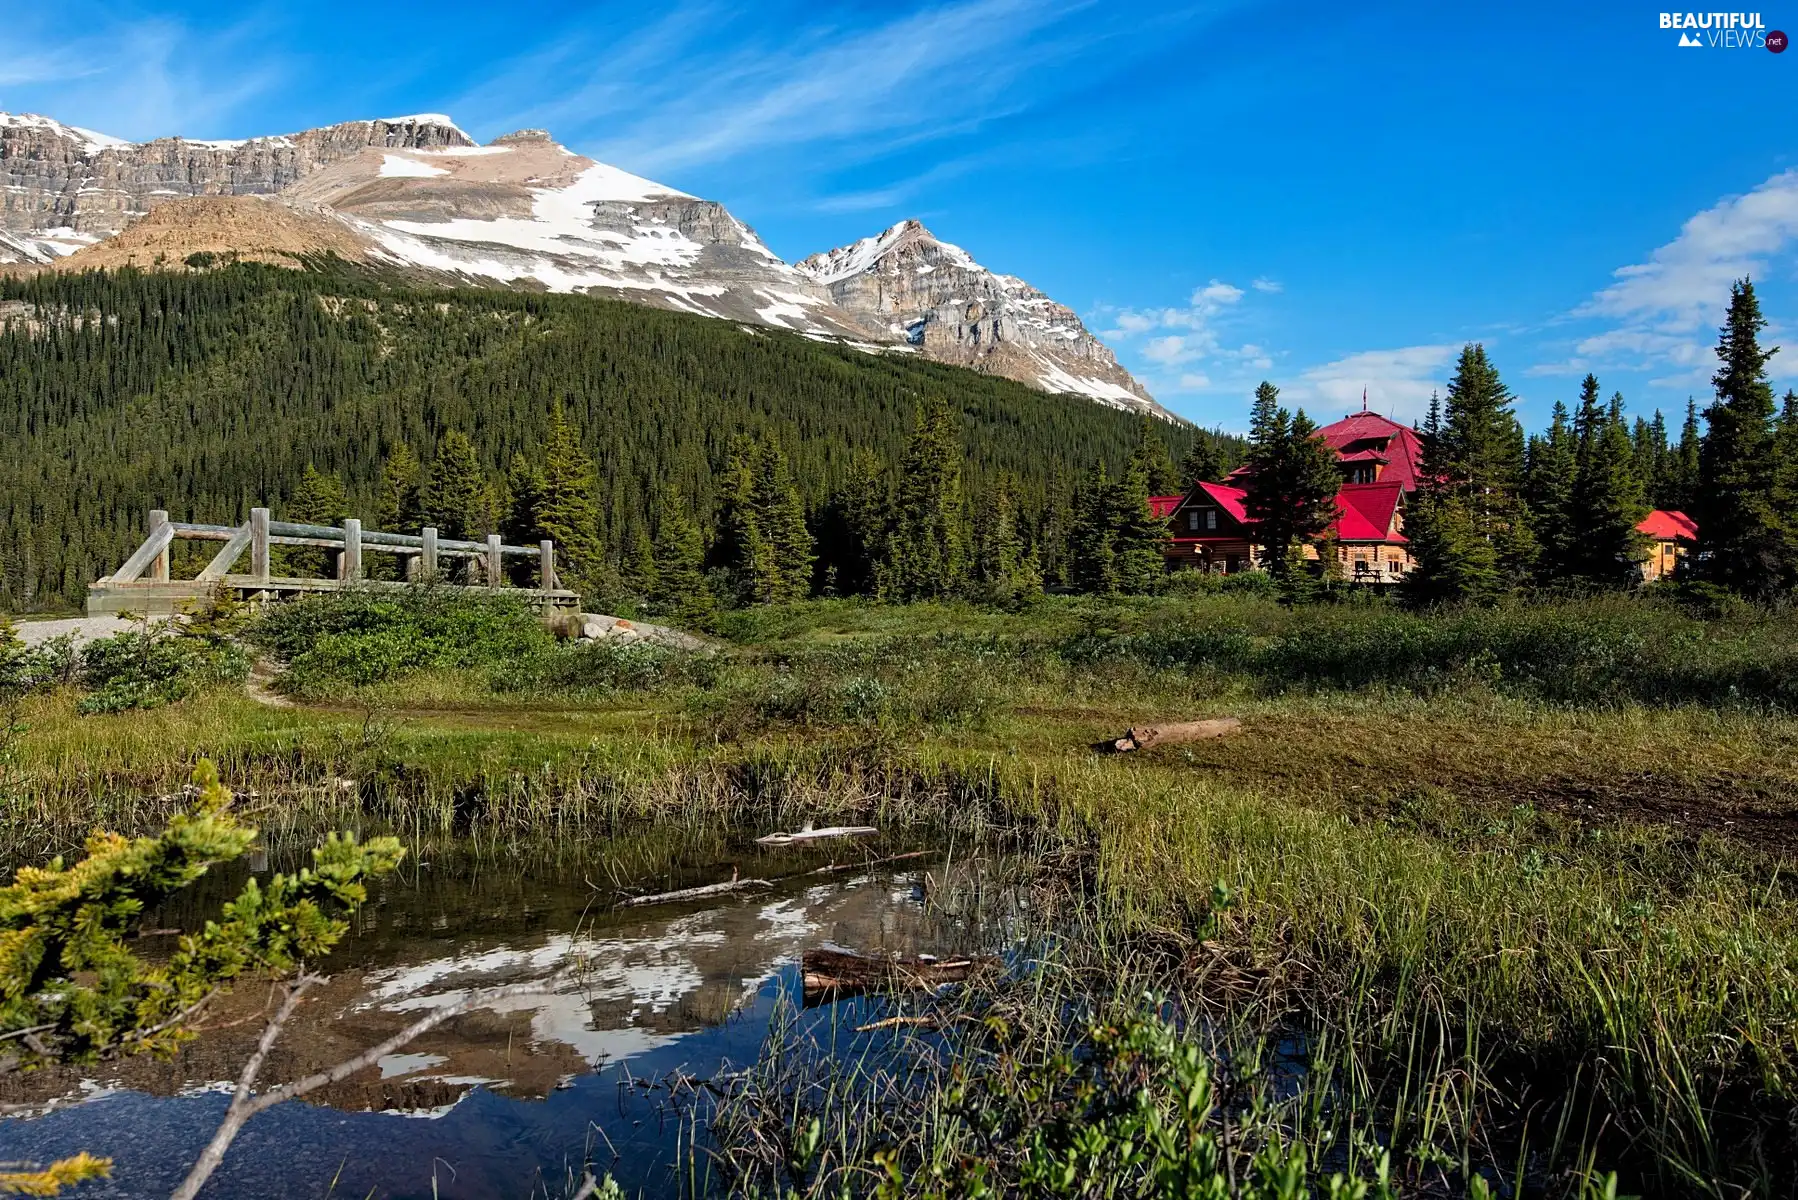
486, 534, 502, 588
148, 509, 170, 582
540, 540, 557, 591
250, 508, 270, 581
342, 519, 363, 581
422, 527, 438, 579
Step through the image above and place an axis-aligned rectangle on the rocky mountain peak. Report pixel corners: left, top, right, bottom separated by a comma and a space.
798, 220, 1166, 417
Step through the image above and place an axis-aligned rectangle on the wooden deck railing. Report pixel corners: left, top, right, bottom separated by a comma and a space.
89, 507, 579, 615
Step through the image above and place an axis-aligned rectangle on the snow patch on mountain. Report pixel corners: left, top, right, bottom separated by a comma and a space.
379, 154, 448, 178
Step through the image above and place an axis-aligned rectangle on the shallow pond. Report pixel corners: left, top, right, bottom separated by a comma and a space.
0, 832, 1021, 1198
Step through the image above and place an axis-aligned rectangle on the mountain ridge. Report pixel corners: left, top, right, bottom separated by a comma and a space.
0, 111, 1168, 417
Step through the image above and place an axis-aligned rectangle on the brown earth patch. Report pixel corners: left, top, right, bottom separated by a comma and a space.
49, 196, 372, 272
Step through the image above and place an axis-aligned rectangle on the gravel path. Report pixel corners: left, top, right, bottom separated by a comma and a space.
10, 615, 141, 648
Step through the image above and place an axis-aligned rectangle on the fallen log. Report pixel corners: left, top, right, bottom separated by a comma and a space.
619, 877, 774, 908
809, 849, 935, 876
1098, 717, 1242, 754
756, 825, 878, 847
801, 948, 995, 1007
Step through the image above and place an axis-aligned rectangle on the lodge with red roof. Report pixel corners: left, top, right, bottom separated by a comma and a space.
1155, 410, 1422, 583
1151, 409, 1698, 586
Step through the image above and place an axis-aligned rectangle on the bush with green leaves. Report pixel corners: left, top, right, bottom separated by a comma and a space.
490, 637, 723, 696
0, 759, 402, 1192
253, 586, 554, 693
76, 622, 250, 715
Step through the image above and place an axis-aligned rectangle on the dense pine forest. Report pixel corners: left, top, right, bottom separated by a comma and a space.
0, 263, 1223, 611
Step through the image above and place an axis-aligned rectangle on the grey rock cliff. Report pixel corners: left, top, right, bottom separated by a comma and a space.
796, 219, 1165, 416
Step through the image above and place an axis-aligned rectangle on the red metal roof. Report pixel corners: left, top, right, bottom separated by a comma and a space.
1637, 509, 1697, 541
1331, 481, 1406, 543
1315, 412, 1423, 491
1193, 481, 1251, 524
1148, 495, 1183, 519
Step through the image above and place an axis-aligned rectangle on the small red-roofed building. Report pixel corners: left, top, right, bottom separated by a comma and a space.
1162, 411, 1421, 583
1636, 509, 1697, 583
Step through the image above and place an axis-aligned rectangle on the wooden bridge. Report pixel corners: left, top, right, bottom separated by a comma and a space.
87, 508, 581, 616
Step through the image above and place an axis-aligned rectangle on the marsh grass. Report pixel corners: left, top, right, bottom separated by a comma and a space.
7, 593, 1798, 1193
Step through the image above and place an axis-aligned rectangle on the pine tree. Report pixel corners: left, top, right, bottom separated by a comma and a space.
1694, 278, 1787, 598
1527, 401, 1578, 582
536, 405, 605, 596
1179, 435, 1226, 488
1773, 389, 1798, 580
832, 449, 888, 597
649, 495, 715, 626
1242, 384, 1339, 575
1404, 346, 1532, 601
974, 476, 1042, 605
1111, 452, 1168, 595
421, 431, 487, 541
1567, 381, 1648, 586
1129, 414, 1182, 496
748, 437, 814, 604
281, 464, 351, 576
502, 453, 546, 546
1660, 398, 1703, 513
880, 397, 969, 601
375, 442, 422, 533
1631, 411, 1668, 503
1067, 462, 1119, 595
621, 522, 658, 599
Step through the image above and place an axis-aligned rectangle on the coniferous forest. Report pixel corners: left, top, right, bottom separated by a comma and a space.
0, 263, 1228, 611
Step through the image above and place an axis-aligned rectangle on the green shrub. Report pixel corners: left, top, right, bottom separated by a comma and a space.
76, 626, 248, 715
490, 638, 722, 695
254, 587, 553, 693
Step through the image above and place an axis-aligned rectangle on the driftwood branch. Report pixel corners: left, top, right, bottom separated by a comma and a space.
1098, 717, 1242, 754
809, 849, 935, 876
171, 974, 557, 1200
801, 949, 994, 1008
755, 825, 877, 847
618, 877, 774, 908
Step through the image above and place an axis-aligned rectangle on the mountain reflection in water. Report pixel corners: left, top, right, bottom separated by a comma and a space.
0, 842, 1014, 1198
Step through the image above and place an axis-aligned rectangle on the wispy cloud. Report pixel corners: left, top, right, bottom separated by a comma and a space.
0, 13, 284, 140
1291, 344, 1460, 421
451, 0, 1225, 185
1251, 277, 1282, 293
1558, 168, 1798, 377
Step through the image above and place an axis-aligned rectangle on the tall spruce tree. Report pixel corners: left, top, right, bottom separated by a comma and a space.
281, 464, 351, 577
1694, 278, 1787, 598
1404, 345, 1532, 601
1527, 401, 1578, 582
536, 405, 605, 595
374, 442, 421, 533
1067, 463, 1119, 595
974, 476, 1043, 605
421, 432, 487, 541
502, 453, 546, 546
650, 495, 715, 625
747, 437, 814, 604
1129, 414, 1182, 496
1111, 452, 1168, 594
880, 397, 969, 601
1179, 435, 1225, 488
1567, 381, 1648, 586
1241, 384, 1339, 576
818, 449, 887, 597
1660, 398, 1703, 513
1631, 412, 1668, 503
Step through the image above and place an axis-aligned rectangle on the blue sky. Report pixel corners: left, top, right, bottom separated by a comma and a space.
5, 0, 1795, 431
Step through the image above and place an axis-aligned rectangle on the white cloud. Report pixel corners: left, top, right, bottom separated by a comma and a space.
0, 16, 283, 140
1567, 167, 1798, 375
1292, 344, 1460, 422
1177, 372, 1214, 390
1251, 277, 1282, 293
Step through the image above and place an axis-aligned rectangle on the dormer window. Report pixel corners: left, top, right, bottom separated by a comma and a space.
1349, 465, 1377, 484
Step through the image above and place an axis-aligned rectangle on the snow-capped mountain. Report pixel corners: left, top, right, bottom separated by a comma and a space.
0, 112, 1159, 413
796, 220, 1166, 416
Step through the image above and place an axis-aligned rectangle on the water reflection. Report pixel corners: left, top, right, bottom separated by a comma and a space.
0, 840, 1013, 1198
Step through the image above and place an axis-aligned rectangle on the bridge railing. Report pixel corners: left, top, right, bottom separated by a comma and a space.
91, 507, 576, 614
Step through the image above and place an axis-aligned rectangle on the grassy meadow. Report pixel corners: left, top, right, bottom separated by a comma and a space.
4, 590, 1798, 1196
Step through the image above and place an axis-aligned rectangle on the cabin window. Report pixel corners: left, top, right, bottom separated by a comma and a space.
1349, 465, 1377, 484
1205, 510, 1218, 530
1188, 510, 1200, 531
